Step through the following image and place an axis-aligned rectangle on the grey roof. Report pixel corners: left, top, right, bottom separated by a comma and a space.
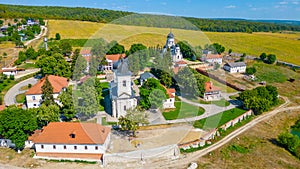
140, 72, 155, 81
226, 62, 246, 68
167, 32, 174, 38
116, 59, 131, 76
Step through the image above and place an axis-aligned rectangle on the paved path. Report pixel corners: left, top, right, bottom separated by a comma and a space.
151, 96, 300, 168
166, 96, 238, 124
4, 77, 38, 106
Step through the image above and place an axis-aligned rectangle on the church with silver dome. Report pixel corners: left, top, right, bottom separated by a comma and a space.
162, 31, 184, 64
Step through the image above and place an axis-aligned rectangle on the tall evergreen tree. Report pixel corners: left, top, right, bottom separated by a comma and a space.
42, 77, 55, 106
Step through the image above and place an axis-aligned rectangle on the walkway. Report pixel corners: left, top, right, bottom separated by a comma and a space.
149, 96, 300, 168
166, 95, 239, 124
4, 77, 38, 106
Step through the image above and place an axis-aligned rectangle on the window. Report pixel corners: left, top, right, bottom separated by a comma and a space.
64, 145, 67, 149
124, 105, 126, 111
85, 146, 88, 150
33, 104, 37, 106
74, 146, 77, 150
95, 146, 98, 150
32, 96, 36, 100
122, 80, 126, 87
53, 145, 56, 149
41, 145, 44, 149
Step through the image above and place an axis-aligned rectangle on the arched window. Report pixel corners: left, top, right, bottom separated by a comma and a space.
123, 80, 126, 87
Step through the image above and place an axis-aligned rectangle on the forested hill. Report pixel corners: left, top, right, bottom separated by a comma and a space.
1, 4, 300, 32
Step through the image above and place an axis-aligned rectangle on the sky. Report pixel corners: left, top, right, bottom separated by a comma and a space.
1, 0, 300, 20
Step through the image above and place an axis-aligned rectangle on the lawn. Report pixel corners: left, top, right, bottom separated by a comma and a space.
251, 62, 300, 83
48, 20, 300, 64
211, 98, 231, 107
163, 102, 205, 120
193, 108, 247, 130
16, 93, 26, 103
17, 63, 39, 69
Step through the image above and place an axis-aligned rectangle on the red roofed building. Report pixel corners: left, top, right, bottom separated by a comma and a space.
203, 82, 222, 101
101, 54, 126, 71
163, 86, 176, 109
201, 54, 223, 64
80, 49, 91, 57
25, 75, 68, 108
175, 60, 187, 67
28, 122, 111, 163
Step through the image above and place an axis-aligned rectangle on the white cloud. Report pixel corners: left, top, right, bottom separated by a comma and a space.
279, 1, 289, 5
161, 2, 167, 6
225, 5, 236, 9
292, 1, 299, 5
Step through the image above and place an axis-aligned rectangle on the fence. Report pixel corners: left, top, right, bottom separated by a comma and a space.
178, 110, 253, 150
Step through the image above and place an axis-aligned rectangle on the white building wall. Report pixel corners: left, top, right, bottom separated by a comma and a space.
26, 93, 62, 108
207, 58, 222, 64
3, 71, 17, 76
35, 143, 106, 154
163, 98, 175, 109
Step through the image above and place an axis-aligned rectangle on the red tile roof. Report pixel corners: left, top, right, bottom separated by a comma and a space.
106, 54, 126, 62
25, 75, 68, 95
80, 49, 91, 56
0, 105, 5, 111
31, 122, 111, 145
205, 54, 222, 59
205, 82, 221, 92
176, 60, 187, 65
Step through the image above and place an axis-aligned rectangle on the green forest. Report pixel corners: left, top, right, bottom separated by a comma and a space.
1, 4, 300, 32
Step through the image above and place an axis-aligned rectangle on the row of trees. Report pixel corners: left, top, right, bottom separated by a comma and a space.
239, 85, 278, 115
1, 5, 299, 32
259, 53, 277, 64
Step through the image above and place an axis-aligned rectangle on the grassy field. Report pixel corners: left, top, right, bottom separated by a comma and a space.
193, 108, 247, 130
163, 102, 205, 120
196, 109, 300, 169
48, 20, 300, 64
16, 93, 26, 103
251, 62, 300, 83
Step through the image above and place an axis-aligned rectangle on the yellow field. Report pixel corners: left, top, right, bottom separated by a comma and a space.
48, 20, 300, 65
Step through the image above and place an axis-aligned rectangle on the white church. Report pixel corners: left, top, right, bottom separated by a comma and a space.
162, 31, 184, 64
109, 59, 137, 118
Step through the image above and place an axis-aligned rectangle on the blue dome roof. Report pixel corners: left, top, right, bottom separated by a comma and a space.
167, 32, 174, 38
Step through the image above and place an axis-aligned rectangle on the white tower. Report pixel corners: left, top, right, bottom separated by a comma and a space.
44, 37, 48, 51
166, 31, 175, 48
116, 60, 132, 97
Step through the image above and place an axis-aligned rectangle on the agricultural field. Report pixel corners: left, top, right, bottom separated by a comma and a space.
48, 20, 300, 65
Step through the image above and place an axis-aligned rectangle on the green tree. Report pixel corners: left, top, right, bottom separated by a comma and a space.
149, 89, 167, 109
246, 67, 257, 75
259, 53, 267, 60
128, 43, 149, 70
277, 132, 300, 153
72, 54, 88, 81
177, 41, 195, 59
75, 78, 99, 118
58, 86, 76, 121
55, 33, 61, 40
33, 104, 60, 127
118, 116, 138, 136
59, 41, 72, 56
107, 41, 125, 54
267, 54, 276, 64
128, 53, 140, 75
212, 43, 225, 54
176, 67, 200, 98
139, 78, 167, 109
0, 107, 38, 149
36, 53, 71, 78
160, 72, 173, 88
41, 77, 55, 106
